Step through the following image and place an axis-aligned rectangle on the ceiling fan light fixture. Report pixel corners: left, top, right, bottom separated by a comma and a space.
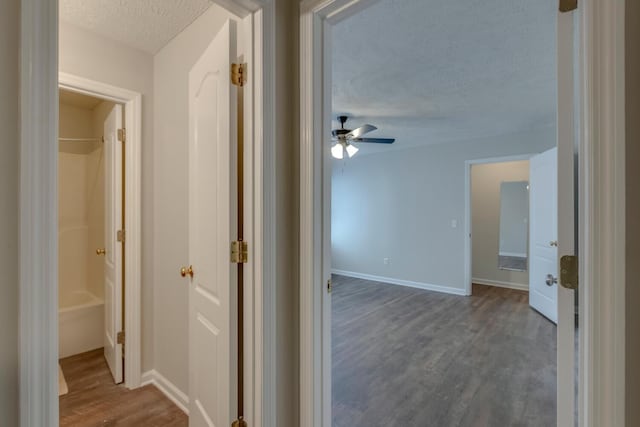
345, 143, 359, 158
331, 143, 344, 159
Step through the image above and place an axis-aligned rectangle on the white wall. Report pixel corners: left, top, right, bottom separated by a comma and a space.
152, 4, 238, 394
331, 128, 554, 293
471, 160, 529, 289
0, 0, 19, 423
152, 1, 301, 417
59, 22, 156, 370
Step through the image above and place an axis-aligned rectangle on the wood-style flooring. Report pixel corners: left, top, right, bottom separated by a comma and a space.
332, 275, 557, 427
59, 349, 188, 426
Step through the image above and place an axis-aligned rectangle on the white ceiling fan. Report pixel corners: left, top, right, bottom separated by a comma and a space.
331, 115, 395, 159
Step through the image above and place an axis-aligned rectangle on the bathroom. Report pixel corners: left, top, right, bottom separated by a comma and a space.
58, 88, 120, 393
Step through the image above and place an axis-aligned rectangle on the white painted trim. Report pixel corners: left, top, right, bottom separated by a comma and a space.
141, 370, 189, 415
301, 2, 627, 427
498, 252, 527, 258
557, 10, 578, 423
213, 5, 276, 426
579, 0, 626, 425
59, 72, 143, 390
333, 270, 467, 296
251, 4, 277, 427
21, 0, 276, 425
19, 0, 59, 424
472, 278, 529, 292
464, 153, 534, 297
466, 154, 534, 166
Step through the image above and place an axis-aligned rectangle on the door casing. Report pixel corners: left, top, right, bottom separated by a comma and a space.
19, 1, 277, 426
299, 1, 627, 427
59, 73, 142, 389
464, 154, 535, 297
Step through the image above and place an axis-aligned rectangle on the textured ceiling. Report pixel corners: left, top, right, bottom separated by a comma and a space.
332, 0, 557, 154
59, 0, 213, 54
59, 89, 102, 110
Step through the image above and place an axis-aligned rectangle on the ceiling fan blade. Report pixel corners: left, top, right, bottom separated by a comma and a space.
346, 124, 377, 139
352, 137, 396, 144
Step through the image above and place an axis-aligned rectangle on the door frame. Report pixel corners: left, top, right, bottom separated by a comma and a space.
464, 154, 535, 297
59, 72, 143, 388
299, 1, 626, 427
19, 0, 276, 426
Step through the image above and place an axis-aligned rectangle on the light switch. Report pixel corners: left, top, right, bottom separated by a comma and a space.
451, 219, 458, 228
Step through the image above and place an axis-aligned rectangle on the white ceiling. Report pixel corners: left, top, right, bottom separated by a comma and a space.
59, 0, 213, 54
332, 0, 557, 154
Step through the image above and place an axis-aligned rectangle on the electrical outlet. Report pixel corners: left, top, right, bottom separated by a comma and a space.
383, 257, 390, 265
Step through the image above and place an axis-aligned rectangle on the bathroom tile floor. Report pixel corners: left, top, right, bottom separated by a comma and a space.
59, 348, 187, 426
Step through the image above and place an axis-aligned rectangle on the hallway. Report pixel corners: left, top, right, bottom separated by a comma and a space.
59, 349, 187, 426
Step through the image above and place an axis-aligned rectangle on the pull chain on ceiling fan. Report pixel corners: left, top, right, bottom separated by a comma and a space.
331, 115, 396, 159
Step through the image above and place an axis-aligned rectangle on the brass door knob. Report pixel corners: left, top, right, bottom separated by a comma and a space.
180, 265, 194, 278
96, 248, 106, 256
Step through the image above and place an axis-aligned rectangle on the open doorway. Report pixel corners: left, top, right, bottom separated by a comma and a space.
469, 158, 533, 294
37, 0, 272, 425
57, 88, 123, 387
307, 0, 577, 425
328, 0, 561, 422
56, 85, 146, 423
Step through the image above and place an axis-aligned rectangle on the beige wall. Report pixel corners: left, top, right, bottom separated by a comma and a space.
58, 150, 89, 298
58, 99, 112, 302
626, 0, 640, 425
59, 22, 156, 371
0, 0, 20, 424
471, 160, 530, 288
59, 103, 93, 301
152, 4, 238, 393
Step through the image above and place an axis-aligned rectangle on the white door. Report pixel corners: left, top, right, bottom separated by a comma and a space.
529, 147, 558, 323
103, 104, 123, 384
188, 20, 237, 427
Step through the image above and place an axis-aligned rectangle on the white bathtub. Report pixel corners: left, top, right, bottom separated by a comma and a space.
59, 290, 104, 359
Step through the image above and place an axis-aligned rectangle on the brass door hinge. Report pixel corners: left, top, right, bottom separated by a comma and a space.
231, 241, 248, 264
559, 255, 578, 289
117, 331, 125, 345
327, 279, 332, 293
117, 128, 126, 142
231, 63, 246, 87
559, 0, 577, 12
117, 229, 126, 242
231, 417, 247, 427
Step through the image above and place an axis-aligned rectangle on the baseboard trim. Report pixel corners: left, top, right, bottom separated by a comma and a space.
498, 252, 527, 258
141, 369, 189, 414
472, 277, 529, 291
332, 269, 466, 296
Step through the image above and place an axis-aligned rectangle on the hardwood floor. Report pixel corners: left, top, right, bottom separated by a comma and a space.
332, 275, 556, 427
59, 349, 187, 426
